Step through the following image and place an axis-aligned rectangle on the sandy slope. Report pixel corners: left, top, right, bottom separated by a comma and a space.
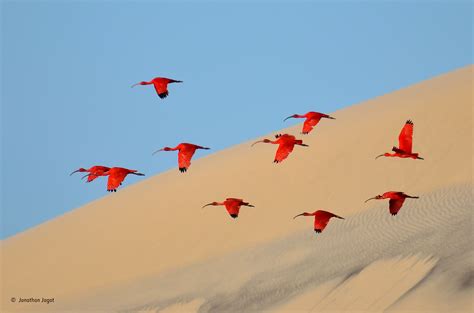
1, 65, 473, 313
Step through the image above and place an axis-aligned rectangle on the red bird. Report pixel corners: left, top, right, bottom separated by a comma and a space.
202, 198, 255, 219
293, 210, 344, 233
251, 134, 308, 163
365, 191, 419, 215
102, 167, 145, 192
153, 143, 210, 172
131, 77, 182, 99
284, 111, 335, 134
376, 120, 423, 160
70, 166, 110, 183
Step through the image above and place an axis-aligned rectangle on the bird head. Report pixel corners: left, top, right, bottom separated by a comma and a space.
375, 153, 390, 159
251, 139, 271, 147
283, 114, 299, 121
152, 147, 172, 155
131, 81, 148, 88
293, 212, 313, 219
70, 168, 87, 176
365, 195, 383, 203
202, 202, 219, 208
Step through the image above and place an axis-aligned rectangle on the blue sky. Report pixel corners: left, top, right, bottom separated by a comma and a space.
1, 1, 472, 239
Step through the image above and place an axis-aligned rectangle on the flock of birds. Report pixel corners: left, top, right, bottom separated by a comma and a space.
71, 76, 424, 234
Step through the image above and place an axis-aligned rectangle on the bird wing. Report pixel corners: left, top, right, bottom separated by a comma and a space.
224, 200, 241, 216
178, 147, 197, 169
313, 210, 339, 231
389, 198, 406, 215
153, 80, 169, 98
86, 174, 99, 182
302, 116, 322, 134
274, 141, 295, 163
398, 120, 414, 153
88, 166, 109, 182
107, 171, 128, 191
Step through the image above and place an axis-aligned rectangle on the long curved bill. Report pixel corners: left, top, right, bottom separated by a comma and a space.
283, 115, 295, 122
365, 197, 377, 203
131, 83, 140, 88
70, 169, 81, 176
251, 140, 266, 147
293, 213, 305, 219
202, 203, 214, 208
375, 154, 384, 160
152, 148, 164, 156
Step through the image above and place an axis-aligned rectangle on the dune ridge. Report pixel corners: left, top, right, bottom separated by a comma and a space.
1, 65, 473, 312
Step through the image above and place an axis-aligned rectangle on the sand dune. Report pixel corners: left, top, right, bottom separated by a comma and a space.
1, 65, 473, 313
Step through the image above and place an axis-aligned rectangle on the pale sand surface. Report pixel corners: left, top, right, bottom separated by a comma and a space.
1, 65, 472, 312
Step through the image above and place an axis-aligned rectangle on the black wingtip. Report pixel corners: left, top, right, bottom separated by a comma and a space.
179, 167, 188, 173
406, 119, 413, 125
158, 91, 169, 99
314, 229, 322, 233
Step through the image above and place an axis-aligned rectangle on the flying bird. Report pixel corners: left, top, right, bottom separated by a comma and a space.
131, 77, 182, 99
376, 120, 423, 160
102, 167, 145, 192
365, 191, 419, 215
284, 111, 335, 134
153, 143, 210, 172
202, 198, 255, 219
293, 210, 344, 233
251, 134, 308, 163
70, 166, 111, 183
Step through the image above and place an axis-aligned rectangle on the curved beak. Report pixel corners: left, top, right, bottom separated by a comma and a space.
327, 116, 336, 120
152, 148, 164, 156
70, 169, 81, 176
251, 140, 265, 147
131, 83, 140, 88
202, 203, 213, 209
365, 197, 377, 203
283, 115, 295, 122
375, 154, 384, 160
417, 157, 424, 160
81, 173, 92, 180
293, 213, 305, 219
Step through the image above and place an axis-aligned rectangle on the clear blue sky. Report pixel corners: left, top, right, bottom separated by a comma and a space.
1, 1, 472, 239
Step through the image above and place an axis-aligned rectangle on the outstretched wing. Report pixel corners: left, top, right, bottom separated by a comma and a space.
302, 116, 322, 134
314, 210, 342, 232
398, 120, 414, 153
107, 172, 128, 191
153, 81, 169, 99
88, 166, 110, 182
86, 174, 99, 183
224, 200, 241, 217
274, 142, 295, 163
178, 147, 197, 171
389, 198, 406, 215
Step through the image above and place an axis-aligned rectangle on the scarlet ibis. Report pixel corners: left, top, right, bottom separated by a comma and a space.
251, 134, 308, 163
293, 210, 344, 233
70, 166, 110, 183
152, 143, 210, 172
102, 167, 145, 192
202, 198, 255, 219
365, 191, 419, 215
284, 111, 335, 134
376, 120, 423, 160
131, 77, 182, 99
